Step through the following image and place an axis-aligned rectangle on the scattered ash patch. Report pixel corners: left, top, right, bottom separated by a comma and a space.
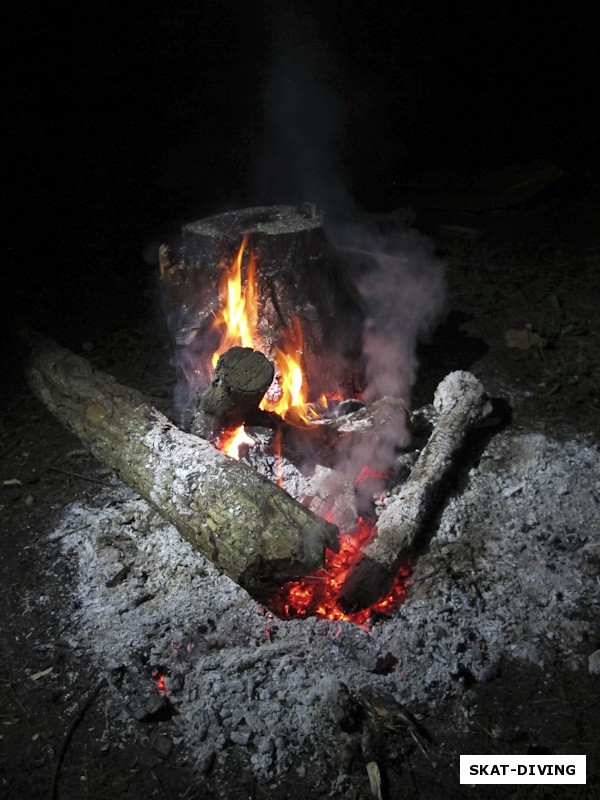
52, 431, 600, 796
375, 433, 600, 709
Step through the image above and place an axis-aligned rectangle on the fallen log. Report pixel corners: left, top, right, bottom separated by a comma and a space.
337, 371, 491, 612
23, 332, 338, 598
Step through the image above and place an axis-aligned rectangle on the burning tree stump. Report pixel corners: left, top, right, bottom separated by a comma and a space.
338, 371, 491, 612
23, 332, 338, 597
160, 204, 362, 399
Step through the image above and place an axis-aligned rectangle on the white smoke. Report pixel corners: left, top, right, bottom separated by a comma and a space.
256, 6, 446, 411
330, 222, 447, 405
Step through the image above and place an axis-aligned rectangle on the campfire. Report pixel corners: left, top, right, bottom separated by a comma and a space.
168, 227, 413, 625
156, 205, 486, 622
24, 204, 488, 629
19, 206, 599, 799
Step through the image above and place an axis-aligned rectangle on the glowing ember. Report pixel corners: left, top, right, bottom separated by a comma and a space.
218, 424, 254, 460
355, 465, 391, 485
153, 671, 169, 695
270, 518, 410, 628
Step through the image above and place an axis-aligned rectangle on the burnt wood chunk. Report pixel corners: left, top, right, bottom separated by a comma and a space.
191, 347, 274, 438
338, 371, 491, 612
22, 332, 339, 598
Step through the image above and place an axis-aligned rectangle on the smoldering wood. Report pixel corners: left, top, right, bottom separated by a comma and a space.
190, 347, 274, 439
160, 204, 363, 400
254, 396, 411, 470
300, 466, 359, 532
23, 332, 339, 597
337, 371, 491, 612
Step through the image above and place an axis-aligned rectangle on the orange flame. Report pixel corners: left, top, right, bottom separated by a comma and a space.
260, 318, 313, 425
211, 236, 258, 368
210, 237, 323, 424
218, 424, 254, 460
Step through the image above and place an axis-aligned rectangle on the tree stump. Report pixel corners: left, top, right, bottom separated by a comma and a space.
160, 205, 363, 405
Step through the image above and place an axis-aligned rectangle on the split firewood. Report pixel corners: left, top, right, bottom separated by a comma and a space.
22, 331, 338, 598
190, 347, 274, 439
337, 371, 491, 612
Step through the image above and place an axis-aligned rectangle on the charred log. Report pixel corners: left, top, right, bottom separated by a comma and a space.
191, 347, 274, 439
338, 371, 491, 612
23, 332, 339, 598
247, 396, 411, 472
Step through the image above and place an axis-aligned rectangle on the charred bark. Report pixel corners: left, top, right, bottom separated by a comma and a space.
338, 372, 491, 612
23, 332, 339, 598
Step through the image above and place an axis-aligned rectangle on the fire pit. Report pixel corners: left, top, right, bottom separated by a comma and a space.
19, 206, 600, 797
25, 206, 499, 628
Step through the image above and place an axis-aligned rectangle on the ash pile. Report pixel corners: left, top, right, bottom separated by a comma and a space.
52, 427, 600, 795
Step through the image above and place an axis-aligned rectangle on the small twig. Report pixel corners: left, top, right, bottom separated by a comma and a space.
408, 728, 438, 768
48, 466, 113, 487
50, 677, 107, 800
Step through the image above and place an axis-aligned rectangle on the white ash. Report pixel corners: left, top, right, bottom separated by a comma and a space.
53, 430, 599, 794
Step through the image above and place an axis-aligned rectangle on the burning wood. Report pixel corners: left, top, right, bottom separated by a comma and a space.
22, 331, 338, 597
191, 347, 274, 439
337, 371, 492, 613
160, 205, 362, 404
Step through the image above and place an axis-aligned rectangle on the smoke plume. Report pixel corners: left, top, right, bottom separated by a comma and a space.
257, 5, 446, 407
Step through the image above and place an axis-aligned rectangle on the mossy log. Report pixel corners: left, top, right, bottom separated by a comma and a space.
23, 332, 339, 598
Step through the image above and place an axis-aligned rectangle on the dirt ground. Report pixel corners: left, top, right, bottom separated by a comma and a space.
1, 179, 599, 799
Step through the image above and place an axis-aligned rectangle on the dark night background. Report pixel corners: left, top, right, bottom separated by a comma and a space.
5, 1, 599, 347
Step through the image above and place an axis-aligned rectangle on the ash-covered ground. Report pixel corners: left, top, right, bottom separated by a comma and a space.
2, 190, 600, 799
51, 423, 599, 797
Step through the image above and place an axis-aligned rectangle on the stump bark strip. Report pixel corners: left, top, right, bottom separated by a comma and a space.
23, 332, 338, 597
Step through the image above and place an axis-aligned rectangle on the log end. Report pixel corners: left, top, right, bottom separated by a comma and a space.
336, 556, 399, 614
241, 515, 340, 599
